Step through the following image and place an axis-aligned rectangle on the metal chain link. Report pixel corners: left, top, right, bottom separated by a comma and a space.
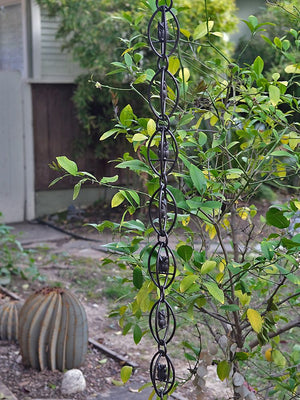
147, 1, 179, 397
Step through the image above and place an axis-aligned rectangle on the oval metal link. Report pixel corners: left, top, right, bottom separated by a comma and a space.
148, 241, 177, 289
148, 68, 179, 118
150, 351, 176, 396
148, 7, 179, 58
149, 299, 176, 344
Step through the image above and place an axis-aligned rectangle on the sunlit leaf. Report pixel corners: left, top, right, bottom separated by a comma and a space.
111, 192, 125, 208
247, 308, 263, 333
56, 156, 78, 176
204, 282, 224, 304
120, 366, 133, 383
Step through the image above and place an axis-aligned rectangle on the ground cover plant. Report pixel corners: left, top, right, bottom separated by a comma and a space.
50, 1, 300, 399
0, 214, 41, 285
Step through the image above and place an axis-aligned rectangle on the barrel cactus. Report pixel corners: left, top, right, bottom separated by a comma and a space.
0, 300, 22, 341
19, 287, 88, 371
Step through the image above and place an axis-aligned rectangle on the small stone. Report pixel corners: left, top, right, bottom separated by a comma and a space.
233, 372, 245, 387
61, 369, 86, 395
16, 355, 22, 363
218, 335, 228, 351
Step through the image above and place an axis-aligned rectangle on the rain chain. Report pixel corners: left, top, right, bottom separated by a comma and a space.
147, 1, 180, 397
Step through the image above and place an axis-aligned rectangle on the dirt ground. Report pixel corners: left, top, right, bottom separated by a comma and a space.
0, 213, 233, 400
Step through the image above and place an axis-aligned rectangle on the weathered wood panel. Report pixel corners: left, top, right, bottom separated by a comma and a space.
32, 84, 129, 191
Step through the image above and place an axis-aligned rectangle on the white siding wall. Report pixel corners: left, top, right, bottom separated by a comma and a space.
37, 9, 83, 82
0, 4, 23, 72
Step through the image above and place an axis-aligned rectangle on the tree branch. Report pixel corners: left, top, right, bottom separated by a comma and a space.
249, 318, 300, 349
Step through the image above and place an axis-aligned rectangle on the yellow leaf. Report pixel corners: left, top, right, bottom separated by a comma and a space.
167, 85, 176, 101
216, 272, 224, 283
111, 192, 125, 208
182, 215, 190, 226
285, 64, 300, 74
179, 67, 190, 83
280, 135, 289, 145
235, 290, 251, 307
121, 47, 133, 56
210, 115, 218, 126
288, 131, 300, 150
147, 119, 156, 136
222, 216, 230, 229
237, 207, 249, 220
247, 308, 263, 333
205, 223, 217, 240
219, 259, 226, 273
132, 133, 148, 141
275, 163, 286, 178
180, 28, 191, 39
168, 56, 180, 75
294, 201, 300, 210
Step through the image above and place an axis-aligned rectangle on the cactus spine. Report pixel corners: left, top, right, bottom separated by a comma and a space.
0, 301, 22, 341
19, 287, 88, 371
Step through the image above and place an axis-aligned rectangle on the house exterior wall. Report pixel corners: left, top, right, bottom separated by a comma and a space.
30, 2, 83, 82
0, 3, 23, 71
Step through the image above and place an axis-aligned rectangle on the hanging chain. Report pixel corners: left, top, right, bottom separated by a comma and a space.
147, 1, 180, 398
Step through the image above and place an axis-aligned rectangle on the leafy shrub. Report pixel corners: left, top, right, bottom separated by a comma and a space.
51, 2, 300, 399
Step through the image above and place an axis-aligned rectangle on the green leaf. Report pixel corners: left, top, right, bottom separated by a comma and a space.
121, 190, 140, 207
201, 260, 217, 274
111, 192, 125, 208
100, 128, 119, 141
253, 56, 264, 76
189, 164, 207, 195
247, 308, 263, 333
248, 15, 258, 29
132, 133, 148, 141
100, 175, 119, 184
272, 350, 286, 367
73, 182, 81, 200
217, 360, 231, 381
122, 220, 145, 231
133, 267, 144, 289
226, 168, 243, 180
124, 53, 132, 67
48, 174, 68, 187
116, 160, 151, 174
147, 118, 156, 135
56, 156, 78, 176
266, 207, 289, 229
120, 365, 133, 383
177, 245, 193, 262
193, 21, 214, 40
180, 275, 197, 293
269, 85, 280, 106
134, 73, 147, 84
111, 379, 124, 386
120, 104, 134, 127
270, 150, 293, 157
133, 324, 143, 344
235, 352, 249, 361
204, 282, 224, 304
